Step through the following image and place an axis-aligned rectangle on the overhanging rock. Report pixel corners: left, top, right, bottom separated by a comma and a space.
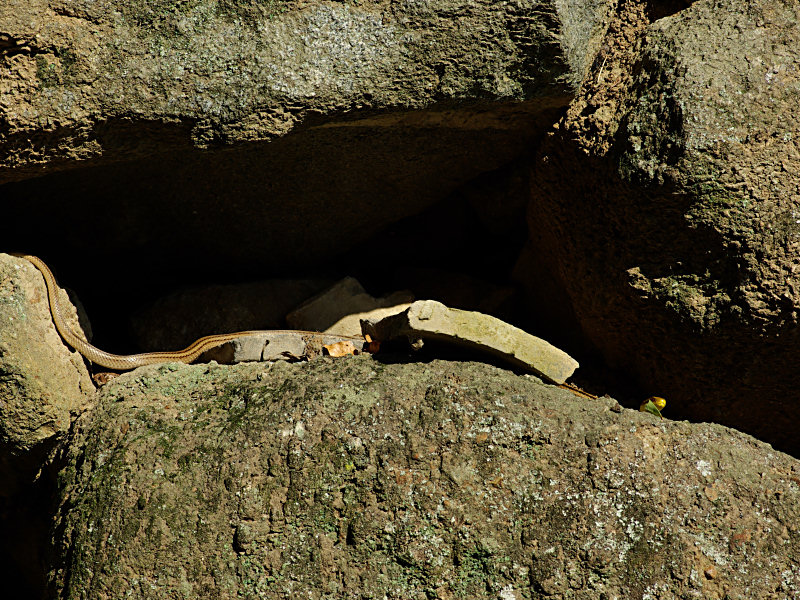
361, 300, 578, 384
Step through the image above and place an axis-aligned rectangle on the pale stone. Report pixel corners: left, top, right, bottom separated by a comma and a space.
199, 332, 366, 364
261, 334, 309, 361
287, 277, 414, 337
326, 304, 413, 337
361, 300, 578, 384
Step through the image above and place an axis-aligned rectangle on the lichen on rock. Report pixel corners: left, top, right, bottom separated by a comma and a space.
49, 358, 800, 599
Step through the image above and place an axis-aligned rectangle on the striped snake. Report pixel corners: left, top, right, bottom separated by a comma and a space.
11, 253, 364, 371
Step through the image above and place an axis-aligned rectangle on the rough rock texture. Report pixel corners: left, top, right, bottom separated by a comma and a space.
0, 0, 594, 168
0, 253, 93, 458
525, 0, 800, 453
50, 358, 800, 599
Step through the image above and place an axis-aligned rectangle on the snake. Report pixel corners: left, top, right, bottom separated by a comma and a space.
11, 253, 364, 371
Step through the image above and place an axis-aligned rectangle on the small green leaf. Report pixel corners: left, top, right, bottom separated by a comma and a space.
639, 399, 663, 419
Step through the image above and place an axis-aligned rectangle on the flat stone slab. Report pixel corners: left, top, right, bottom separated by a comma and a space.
361, 300, 578, 384
199, 331, 366, 364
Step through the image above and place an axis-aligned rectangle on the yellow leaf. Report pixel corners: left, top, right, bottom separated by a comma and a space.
324, 340, 357, 357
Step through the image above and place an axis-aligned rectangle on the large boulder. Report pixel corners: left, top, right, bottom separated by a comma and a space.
0, 253, 95, 596
49, 358, 800, 598
0, 254, 93, 458
0, 0, 615, 277
525, 0, 800, 453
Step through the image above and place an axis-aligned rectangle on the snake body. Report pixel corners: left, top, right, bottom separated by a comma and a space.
11, 253, 363, 371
